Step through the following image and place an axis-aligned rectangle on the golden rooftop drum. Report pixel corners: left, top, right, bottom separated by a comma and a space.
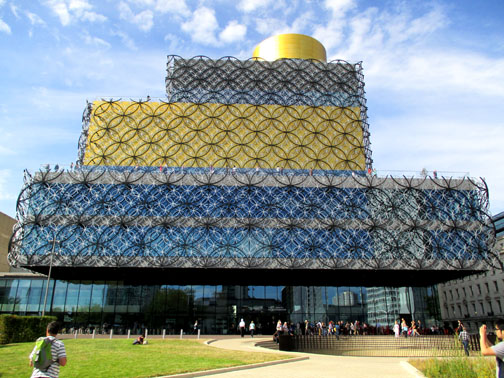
252, 33, 327, 62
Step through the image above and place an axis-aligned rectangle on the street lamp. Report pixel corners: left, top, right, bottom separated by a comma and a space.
42, 238, 58, 317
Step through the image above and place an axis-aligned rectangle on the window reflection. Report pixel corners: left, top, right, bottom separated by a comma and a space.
77, 281, 92, 312
0, 279, 441, 333
27, 280, 44, 313
14, 280, 30, 313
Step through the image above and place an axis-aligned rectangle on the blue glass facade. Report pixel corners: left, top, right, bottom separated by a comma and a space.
0, 277, 440, 334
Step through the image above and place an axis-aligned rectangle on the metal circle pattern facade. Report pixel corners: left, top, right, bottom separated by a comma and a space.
8, 55, 499, 276
8, 168, 498, 271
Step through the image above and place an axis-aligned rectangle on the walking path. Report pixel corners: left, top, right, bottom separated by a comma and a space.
162, 337, 425, 378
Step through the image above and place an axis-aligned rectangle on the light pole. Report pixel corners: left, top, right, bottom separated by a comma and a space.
42, 238, 58, 317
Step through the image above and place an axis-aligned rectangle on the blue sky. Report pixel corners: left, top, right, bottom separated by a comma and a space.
0, 0, 503, 218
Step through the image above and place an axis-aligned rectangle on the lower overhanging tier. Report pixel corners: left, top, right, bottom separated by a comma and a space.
8, 168, 499, 281
21, 266, 484, 287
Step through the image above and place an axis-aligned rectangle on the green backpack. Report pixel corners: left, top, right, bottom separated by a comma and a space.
33, 337, 55, 371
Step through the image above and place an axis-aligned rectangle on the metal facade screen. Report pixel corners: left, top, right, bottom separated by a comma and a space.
8, 56, 497, 273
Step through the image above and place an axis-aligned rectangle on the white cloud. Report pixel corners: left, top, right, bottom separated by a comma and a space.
318, 5, 504, 100
119, 2, 153, 32
219, 21, 247, 44
181, 7, 219, 46
10, 4, 20, 19
254, 11, 314, 37
155, 0, 190, 16
27, 12, 46, 26
237, 0, 274, 13
255, 17, 287, 35
80, 11, 107, 22
313, 0, 357, 50
43, 0, 106, 25
324, 0, 356, 15
112, 30, 138, 50
0, 18, 10, 34
44, 0, 71, 25
82, 32, 111, 49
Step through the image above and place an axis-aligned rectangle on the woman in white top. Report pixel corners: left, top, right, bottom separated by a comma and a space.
393, 321, 400, 338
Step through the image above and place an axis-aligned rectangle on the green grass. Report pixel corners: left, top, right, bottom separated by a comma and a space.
409, 357, 496, 378
0, 338, 291, 378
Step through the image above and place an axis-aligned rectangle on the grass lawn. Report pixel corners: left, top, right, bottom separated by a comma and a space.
409, 357, 496, 378
0, 338, 291, 378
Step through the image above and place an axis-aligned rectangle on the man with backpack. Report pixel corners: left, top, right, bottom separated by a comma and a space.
29, 321, 67, 378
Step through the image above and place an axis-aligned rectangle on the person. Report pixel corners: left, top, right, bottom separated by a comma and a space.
193, 320, 198, 335
480, 320, 504, 377
401, 318, 408, 338
282, 322, 289, 336
29, 321, 67, 378
458, 326, 470, 356
249, 321, 255, 338
411, 320, 420, 337
132, 335, 144, 345
393, 320, 400, 338
455, 320, 463, 335
276, 320, 283, 337
239, 318, 246, 337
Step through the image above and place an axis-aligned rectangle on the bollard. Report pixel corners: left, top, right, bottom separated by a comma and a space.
145, 329, 148, 339
127, 329, 131, 339
162, 329, 166, 339
197, 329, 200, 339
92, 329, 95, 339
180, 329, 183, 339
110, 329, 113, 339
74, 330, 78, 339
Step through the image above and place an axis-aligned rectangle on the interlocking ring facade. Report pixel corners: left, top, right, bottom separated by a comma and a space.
78, 57, 371, 171
8, 168, 497, 271
8, 55, 498, 273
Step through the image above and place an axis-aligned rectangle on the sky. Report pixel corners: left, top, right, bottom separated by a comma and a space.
0, 0, 503, 218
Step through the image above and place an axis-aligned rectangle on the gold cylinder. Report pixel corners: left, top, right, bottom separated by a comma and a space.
252, 34, 327, 62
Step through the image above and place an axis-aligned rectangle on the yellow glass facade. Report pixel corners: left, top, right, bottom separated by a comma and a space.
83, 100, 366, 170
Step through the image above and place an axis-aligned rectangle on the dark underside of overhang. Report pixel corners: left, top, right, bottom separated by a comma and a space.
23, 266, 481, 287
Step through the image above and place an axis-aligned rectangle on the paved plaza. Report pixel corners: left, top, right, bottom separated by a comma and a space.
160, 337, 425, 378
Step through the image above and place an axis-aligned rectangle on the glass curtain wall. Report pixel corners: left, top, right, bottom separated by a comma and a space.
0, 278, 441, 335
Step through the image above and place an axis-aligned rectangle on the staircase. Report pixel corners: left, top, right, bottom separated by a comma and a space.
274, 335, 475, 357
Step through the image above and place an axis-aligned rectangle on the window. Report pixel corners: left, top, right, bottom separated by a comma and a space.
456, 289, 460, 298
485, 283, 489, 293
463, 287, 467, 297
472, 303, 477, 314
498, 300, 502, 314
495, 281, 499, 292
477, 284, 482, 295
450, 290, 453, 300
480, 302, 485, 313
470, 286, 474, 296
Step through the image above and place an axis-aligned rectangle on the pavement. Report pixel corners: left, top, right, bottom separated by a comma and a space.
161, 337, 425, 378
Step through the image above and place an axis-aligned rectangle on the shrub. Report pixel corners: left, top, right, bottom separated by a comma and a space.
0, 315, 57, 344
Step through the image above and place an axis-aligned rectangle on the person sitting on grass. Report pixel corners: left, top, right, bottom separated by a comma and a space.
480, 319, 504, 377
132, 335, 144, 345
